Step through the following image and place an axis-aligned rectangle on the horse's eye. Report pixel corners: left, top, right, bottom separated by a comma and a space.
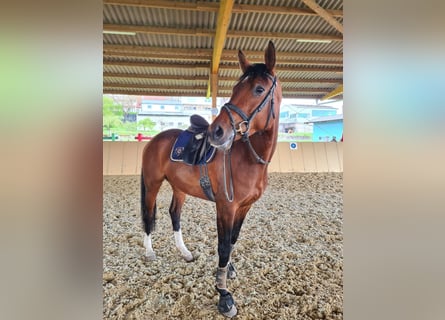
254, 86, 265, 95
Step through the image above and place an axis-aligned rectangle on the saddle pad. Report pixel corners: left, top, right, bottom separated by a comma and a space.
170, 130, 216, 165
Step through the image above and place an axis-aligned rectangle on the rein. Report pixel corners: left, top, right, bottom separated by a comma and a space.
220, 74, 277, 202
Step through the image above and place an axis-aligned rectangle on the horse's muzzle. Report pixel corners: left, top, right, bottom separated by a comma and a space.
208, 123, 234, 150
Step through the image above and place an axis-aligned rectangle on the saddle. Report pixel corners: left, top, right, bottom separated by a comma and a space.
188, 114, 210, 134
170, 115, 216, 201
170, 114, 216, 166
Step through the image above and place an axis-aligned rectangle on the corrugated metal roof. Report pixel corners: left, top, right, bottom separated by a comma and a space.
103, 0, 343, 100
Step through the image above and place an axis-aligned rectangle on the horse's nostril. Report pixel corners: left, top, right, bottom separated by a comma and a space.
215, 125, 224, 139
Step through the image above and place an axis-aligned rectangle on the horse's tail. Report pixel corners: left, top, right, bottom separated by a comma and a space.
140, 169, 146, 223
140, 170, 156, 234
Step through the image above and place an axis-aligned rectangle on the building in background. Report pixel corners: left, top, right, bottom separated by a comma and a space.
136, 96, 217, 131
278, 104, 338, 136
305, 114, 343, 142
104, 94, 343, 141
106, 94, 139, 122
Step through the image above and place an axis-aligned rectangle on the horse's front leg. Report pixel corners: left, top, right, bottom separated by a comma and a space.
226, 204, 251, 280
215, 206, 237, 318
227, 246, 237, 279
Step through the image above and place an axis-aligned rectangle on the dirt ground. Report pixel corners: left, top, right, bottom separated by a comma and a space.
103, 172, 343, 319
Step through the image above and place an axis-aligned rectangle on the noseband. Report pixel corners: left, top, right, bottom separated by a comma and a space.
221, 73, 277, 165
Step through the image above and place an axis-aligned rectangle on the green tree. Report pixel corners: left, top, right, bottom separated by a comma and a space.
138, 117, 156, 132
103, 96, 123, 135
103, 116, 122, 136
123, 121, 137, 133
103, 96, 124, 117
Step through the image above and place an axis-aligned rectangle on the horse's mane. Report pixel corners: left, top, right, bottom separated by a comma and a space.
238, 63, 271, 82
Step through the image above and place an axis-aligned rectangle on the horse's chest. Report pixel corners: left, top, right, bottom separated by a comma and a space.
241, 178, 267, 203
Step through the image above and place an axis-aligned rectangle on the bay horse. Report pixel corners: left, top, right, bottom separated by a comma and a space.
140, 41, 282, 317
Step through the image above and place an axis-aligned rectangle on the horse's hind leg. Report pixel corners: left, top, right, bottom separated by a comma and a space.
169, 189, 193, 262
141, 171, 162, 260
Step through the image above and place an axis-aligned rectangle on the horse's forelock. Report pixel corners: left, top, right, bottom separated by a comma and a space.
238, 63, 270, 82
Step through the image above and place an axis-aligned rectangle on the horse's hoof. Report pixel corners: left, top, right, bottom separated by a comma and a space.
144, 253, 156, 261
220, 304, 237, 318
217, 289, 237, 318
227, 262, 237, 279
182, 253, 194, 262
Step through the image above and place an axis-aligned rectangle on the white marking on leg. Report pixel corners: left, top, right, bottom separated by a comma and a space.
143, 234, 156, 260
174, 229, 193, 262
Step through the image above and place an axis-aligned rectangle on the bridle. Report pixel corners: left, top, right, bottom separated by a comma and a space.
220, 73, 277, 165
219, 72, 278, 202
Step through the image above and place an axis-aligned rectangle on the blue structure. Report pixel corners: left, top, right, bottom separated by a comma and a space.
306, 114, 343, 142
278, 104, 337, 133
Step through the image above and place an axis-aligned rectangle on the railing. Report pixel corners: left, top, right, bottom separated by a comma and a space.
103, 141, 343, 175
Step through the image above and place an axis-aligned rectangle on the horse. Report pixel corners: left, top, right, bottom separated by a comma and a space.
140, 41, 282, 317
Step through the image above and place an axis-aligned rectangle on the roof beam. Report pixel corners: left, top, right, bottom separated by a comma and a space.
104, 83, 208, 90
103, 24, 343, 41
104, 85, 328, 94
227, 29, 341, 41
223, 50, 342, 60
104, 51, 211, 62
103, 88, 329, 99
103, 85, 323, 99
103, 24, 213, 37
103, 0, 219, 12
218, 64, 343, 73
104, 60, 342, 73
320, 84, 343, 100
104, 82, 333, 93
103, 72, 209, 81
103, 72, 342, 84
103, 0, 343, 17
281, 94, 327, 99
103, 45, 213, 56
284, 88, 331, 93
301, 0, 344, 34
103, 90, 207, 97
104, 44, 343, 60
219, 77, 343, 84
104, 50, 342, 66
232, 3, 342, 17
104, 60, 209, 69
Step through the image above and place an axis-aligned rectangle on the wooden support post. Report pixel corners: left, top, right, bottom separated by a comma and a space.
211, 72, 218, 120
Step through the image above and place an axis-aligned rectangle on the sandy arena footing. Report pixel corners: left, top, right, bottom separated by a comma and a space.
103, 172, 343, 319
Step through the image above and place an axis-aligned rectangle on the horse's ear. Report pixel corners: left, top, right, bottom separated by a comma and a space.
265, 41, 276, 74
238, 49, 250, 74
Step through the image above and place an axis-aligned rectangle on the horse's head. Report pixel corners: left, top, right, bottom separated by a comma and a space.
209, 41, 282, 150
